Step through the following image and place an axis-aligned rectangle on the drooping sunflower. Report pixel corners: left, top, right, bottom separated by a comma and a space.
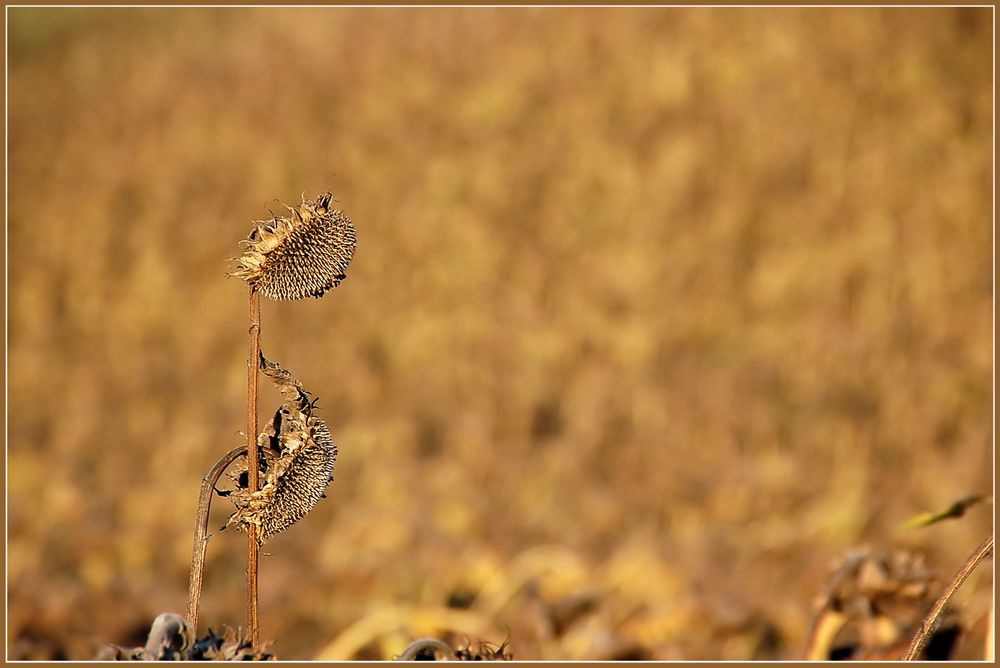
226, 355, 337, 542
231, 192, 356, 300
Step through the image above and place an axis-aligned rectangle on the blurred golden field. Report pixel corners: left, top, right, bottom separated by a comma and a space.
7, 7, 994, 661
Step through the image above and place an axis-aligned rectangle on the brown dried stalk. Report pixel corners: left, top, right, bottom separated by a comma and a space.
986, 598, 994, 661
246, 287, 261, 645
186, 445, 247, 634
903, 533, 994, 660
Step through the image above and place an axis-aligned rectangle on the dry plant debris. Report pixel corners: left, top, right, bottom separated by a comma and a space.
805, 547, 964, 660
397, 636, 513, 661
98, 613, 274, 661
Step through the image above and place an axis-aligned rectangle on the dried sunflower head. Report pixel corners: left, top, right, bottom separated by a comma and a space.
396, 637, 514, 661
225, 356, 337, 542
230, 192, 356, 300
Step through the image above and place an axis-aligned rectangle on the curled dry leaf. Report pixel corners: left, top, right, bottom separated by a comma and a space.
902, 494, 990, 529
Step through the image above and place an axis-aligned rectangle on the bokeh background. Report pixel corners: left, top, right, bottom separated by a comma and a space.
7, 7, 993, 661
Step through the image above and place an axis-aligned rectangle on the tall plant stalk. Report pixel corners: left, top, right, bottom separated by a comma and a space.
246, 287, 261, 644
904, 532, 994, 660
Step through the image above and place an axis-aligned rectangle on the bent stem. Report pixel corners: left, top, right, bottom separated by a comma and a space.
904, 532, 994, 660
247, 287, 261, 645
186, 445, 248, 634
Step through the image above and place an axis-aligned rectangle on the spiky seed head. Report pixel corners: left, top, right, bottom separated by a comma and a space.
230, 192, 356, 300
255, 413, 336, 538
225, 357, 337, 542
226, 411, 337, 542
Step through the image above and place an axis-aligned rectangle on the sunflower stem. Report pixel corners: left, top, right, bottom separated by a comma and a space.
246, 286, 261, 645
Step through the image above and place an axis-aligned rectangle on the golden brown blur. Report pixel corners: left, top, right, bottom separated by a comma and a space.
7, 7, 993, 661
